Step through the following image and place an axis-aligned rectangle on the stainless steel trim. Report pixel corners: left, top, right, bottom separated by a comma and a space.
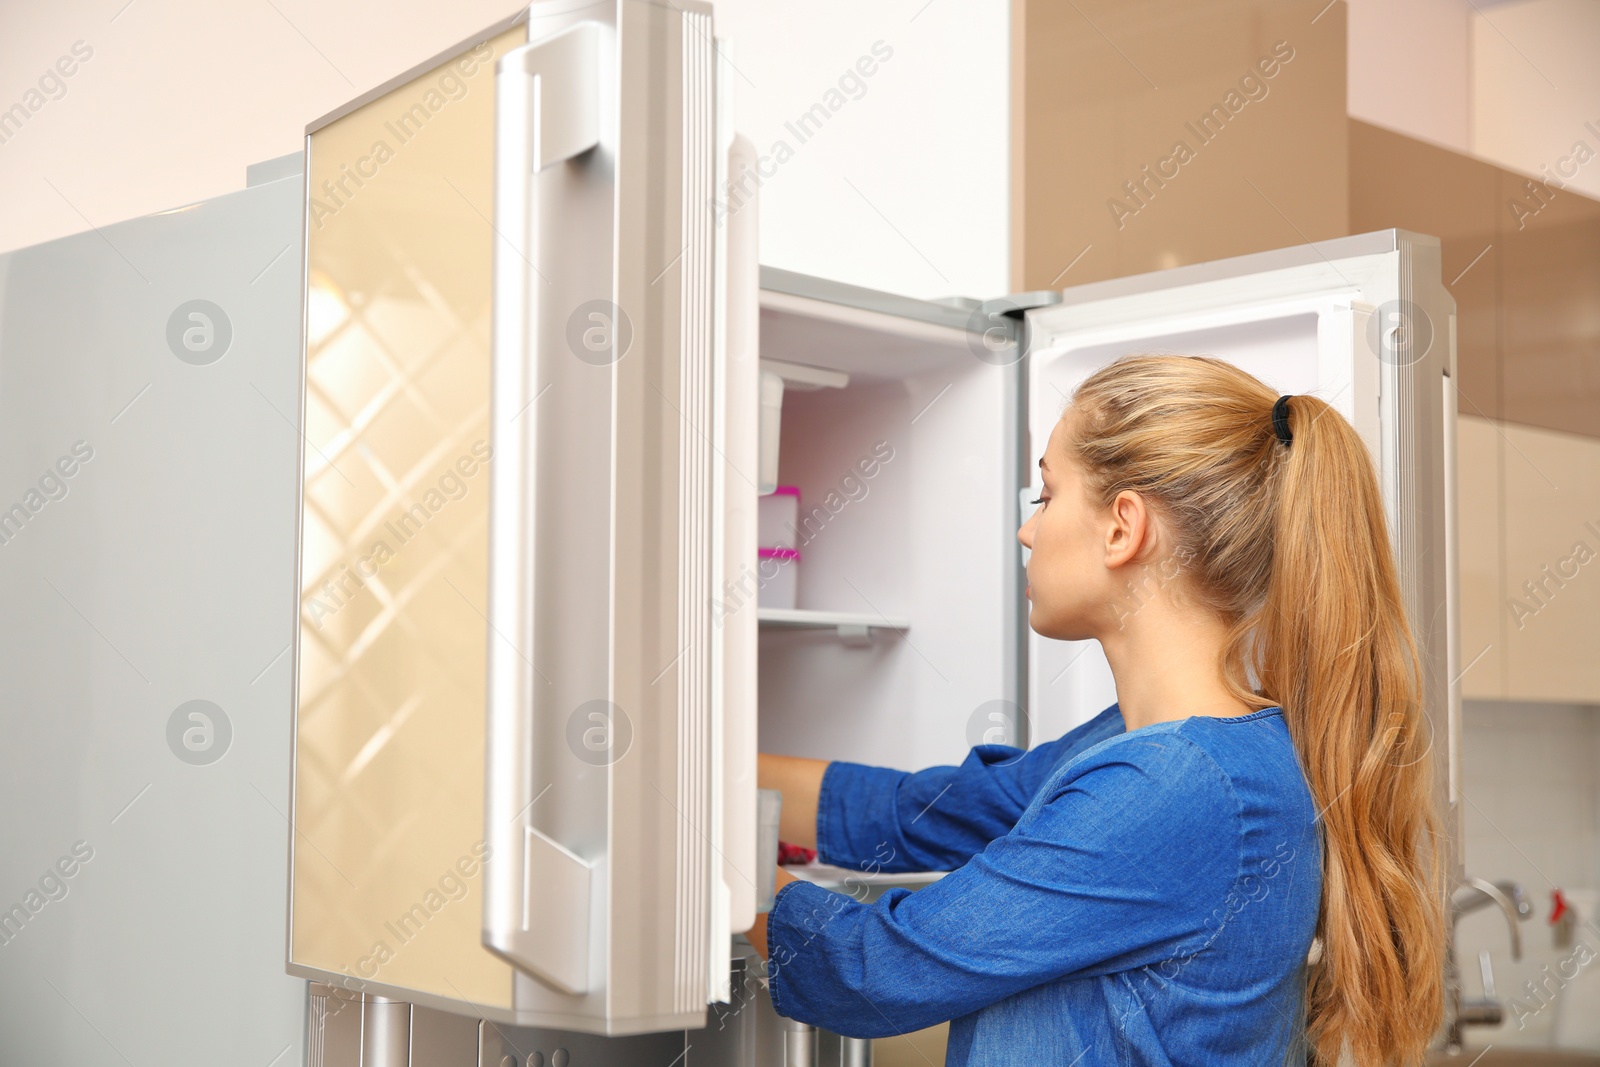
305, 8, 532, 134
289, 964, 543, 1029
411, 1004, 483, 1065
361, 997, 411, 1067
783, 1018, 817, 1067
840, 1036, 874, 1067
1007, 318, 1029, 749
286, 129, 314, 997
309, 983, 364, 1067
759, 266, 985, 335
1046, 229, 1417, 307
302, 0, 710, 134
477, 1017, 689, 1066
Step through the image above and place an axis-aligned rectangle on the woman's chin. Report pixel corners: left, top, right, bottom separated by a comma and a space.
1026, 608, 1064, 640
1028, 606, 1093, 643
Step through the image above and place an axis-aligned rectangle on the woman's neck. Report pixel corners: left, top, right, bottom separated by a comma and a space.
1097, 592, 1253, 732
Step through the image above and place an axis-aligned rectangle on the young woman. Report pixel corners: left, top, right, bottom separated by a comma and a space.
748, 355, 1448, 1066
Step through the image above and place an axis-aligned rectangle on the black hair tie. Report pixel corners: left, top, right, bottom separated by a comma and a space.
1271, 394, 1294, 446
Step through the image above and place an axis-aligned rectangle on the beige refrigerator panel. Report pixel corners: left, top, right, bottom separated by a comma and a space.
290, 21, 528, 1013
289, 0, 751, 1035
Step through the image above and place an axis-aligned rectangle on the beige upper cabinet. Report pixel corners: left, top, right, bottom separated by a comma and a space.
1457, 413, 1600, 704
1500, 422, 1600, 702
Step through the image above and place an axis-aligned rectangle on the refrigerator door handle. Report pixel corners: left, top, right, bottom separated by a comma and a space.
483, 21, 602, 997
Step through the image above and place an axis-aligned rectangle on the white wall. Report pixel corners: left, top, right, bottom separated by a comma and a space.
0, 0, 509, 253
713, 1, 1009, 299
0, 0, 1009, 300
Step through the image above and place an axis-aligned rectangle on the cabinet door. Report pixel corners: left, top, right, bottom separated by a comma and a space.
1499, 421, 1600, 702
1020, 230, 1460, 879
482, 0, 755, 1036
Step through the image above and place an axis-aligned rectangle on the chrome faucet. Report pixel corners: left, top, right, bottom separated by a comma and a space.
1442, 877, 1532, 1053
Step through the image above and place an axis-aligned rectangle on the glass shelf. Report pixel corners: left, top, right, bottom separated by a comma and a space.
783, 861, 947, 902
757, 607, 910, 645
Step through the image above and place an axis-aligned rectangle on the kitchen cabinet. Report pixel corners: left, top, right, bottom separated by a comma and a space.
1350, 118, 1600, 438
1351, 121, 1600, 706
1502, 422, 1600, 701
1010, 0, 1350, 290
1457, 413, 1600, 703
287, 0, 1460, 1059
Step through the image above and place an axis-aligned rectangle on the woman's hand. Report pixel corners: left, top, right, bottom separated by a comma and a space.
746, 866, 801, 960
751, 753, 828, 959
758, 752, 829, 849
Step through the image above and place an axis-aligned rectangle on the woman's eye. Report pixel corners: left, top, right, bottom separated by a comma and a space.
1031, 496, 1046, 506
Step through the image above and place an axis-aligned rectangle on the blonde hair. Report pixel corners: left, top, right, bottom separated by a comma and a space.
1063, 354, 1447, 1067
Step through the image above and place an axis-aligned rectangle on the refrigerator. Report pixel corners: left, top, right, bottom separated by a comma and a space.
288, 0, 1462, 1061
0, 159, 308, 1062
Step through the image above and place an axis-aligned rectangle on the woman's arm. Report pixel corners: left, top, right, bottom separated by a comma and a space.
801, 703, 1128, 874
758, 733, 1254, 1038
743, 866, 798, 960
758, 753, 827, 849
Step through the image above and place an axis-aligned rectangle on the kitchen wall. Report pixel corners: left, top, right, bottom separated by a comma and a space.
0, 0, 1008, 299
1471, 0, 1600, 203
1456, 699, 1600, 1048
1344, 0, 1600, 204
1009, 0, 1349, 290
1350, 119, 1600, 441
1344, 0, 1473, 154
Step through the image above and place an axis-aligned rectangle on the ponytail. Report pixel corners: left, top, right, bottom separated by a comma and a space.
1249, 393, 1447, 1067
1066, 356, 1448, 1067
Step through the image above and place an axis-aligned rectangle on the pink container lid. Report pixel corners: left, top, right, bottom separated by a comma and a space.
758, 547, 801, 561
771, 485, 800, 498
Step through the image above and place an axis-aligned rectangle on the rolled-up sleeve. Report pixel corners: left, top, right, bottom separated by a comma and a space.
768, 732, 1241, 1038
815, 704, 1126, 873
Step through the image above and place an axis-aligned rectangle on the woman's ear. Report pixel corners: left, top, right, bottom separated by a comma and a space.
1103, 489, 1152, 571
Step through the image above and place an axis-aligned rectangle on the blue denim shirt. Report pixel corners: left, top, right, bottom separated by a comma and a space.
766, 704, 1322, 1065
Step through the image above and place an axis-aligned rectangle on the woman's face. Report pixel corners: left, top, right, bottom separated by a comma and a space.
1017, 413, 1131, 641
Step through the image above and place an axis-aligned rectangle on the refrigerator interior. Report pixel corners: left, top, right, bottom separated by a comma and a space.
752, 285, 1024, 775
